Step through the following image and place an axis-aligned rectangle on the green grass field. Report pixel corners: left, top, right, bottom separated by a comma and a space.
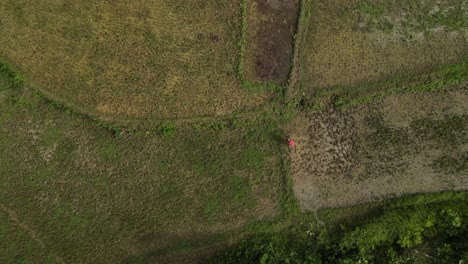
0, 72, 291, 262
0, 0, 467, 263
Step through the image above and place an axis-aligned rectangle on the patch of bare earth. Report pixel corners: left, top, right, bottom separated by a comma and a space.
289, 85, 468, 211
243, 0, 299, 84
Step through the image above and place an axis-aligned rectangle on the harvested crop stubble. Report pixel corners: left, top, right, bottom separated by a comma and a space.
302, 0, 468, 90
0, 0, 273, 121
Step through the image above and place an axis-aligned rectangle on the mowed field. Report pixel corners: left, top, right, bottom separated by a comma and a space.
0, 0, 274, 121
302, 0, 468, 91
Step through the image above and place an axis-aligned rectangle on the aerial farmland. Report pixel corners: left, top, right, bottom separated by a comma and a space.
0, 0, 467, 263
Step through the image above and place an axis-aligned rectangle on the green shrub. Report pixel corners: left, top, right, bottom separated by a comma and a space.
209, 233, 321, 264
439, 209, 463, 236
157, 124, 175, 138
231, 118, 252, 128
10, 74, 24, 89
8, 95, 33, 107
332, 96, 345, 108
207, 122, 226, 131
0, 61, 24, 89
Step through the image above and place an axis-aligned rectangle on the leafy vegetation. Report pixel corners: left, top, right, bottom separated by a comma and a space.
0, 60, 24, 90
157, 123, 176, 138
209, 192, 468, 264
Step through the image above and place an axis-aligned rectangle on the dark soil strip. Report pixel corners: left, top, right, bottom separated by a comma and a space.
244, 0, 299, 85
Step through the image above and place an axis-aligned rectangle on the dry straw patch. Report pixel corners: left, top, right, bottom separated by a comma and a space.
302, 0, 468, 90
0, 0, 272, 121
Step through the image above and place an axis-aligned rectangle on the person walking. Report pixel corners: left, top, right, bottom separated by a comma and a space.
288, 138, 295, 147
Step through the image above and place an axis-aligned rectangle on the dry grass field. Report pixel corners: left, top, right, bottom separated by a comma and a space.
0, 0, 274, 121
302, 0, 467, 90
287, 0, 468, 212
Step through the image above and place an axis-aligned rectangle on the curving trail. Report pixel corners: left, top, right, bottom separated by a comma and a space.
0, 203, 45, 247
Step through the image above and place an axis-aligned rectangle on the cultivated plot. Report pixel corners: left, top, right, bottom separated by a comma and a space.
289, 83, 468, 211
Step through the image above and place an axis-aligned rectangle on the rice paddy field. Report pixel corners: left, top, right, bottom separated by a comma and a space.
0, 0, 467, 263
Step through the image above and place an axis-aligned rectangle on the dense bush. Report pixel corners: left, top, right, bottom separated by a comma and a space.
0, 61, 24, 89
210, 233, 321, 264
209, 193, 467, 264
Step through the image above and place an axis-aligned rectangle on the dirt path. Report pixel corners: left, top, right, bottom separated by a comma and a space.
0, 203, 65, 263
288, 85, 468, 211
285, 0, 312, 102
0, 203, 45, 247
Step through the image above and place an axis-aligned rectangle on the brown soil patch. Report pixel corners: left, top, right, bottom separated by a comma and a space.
243, 0, 299, 84
288, 108, 356, 211
289, 84, 468, 211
